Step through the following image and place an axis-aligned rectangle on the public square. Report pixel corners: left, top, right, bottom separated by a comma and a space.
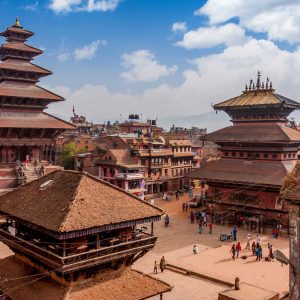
134, 193, 289, 299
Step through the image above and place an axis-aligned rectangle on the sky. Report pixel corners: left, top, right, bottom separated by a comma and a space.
2, 0, 300, 131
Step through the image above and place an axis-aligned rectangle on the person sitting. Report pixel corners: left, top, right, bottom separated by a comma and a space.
193, 245, 199, 254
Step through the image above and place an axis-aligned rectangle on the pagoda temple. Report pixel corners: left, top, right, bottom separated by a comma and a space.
187, 72, 300, 231
0, 19, 74, 189
0, 170, 171, 299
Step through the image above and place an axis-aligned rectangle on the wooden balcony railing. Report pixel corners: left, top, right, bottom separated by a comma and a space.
0, 229, 157, 273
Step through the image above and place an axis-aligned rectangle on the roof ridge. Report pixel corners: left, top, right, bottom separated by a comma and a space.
58, 172, 84, 232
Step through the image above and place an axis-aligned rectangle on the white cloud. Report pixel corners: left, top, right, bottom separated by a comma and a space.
58, 53, 71, 62
47, 39, 300, 130
195, 0, 300, 43
120, 50, 177, 82
172, 22, 187, 33
58, 40, 106, 61
74, 40, 106, 60
49, 0, 120, 14
22, 1, 39, 11
176, 23, 248, 49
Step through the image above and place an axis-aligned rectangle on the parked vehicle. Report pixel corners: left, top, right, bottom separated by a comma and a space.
219, 233, 233, 241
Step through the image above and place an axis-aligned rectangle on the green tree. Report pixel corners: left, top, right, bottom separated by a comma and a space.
61, 143, 85, 170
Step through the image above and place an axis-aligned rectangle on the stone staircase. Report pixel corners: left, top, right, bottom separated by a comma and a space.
23, 164, 39, 182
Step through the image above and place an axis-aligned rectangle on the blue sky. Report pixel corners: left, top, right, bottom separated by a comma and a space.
1, 0, 300, 130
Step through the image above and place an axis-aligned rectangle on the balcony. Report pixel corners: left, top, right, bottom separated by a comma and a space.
0, 229, 157, 273
173, 151, 194, 158
115, 173, 144, 180
138, 149, 173, 157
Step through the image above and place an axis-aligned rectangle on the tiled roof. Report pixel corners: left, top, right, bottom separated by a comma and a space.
0, 82, 64, 101
168, 140, 193, 146
203, 125, 300, 143
68, 269, 172, 300
281, 162, 300, 202
0, 256, 172, 300
0, 59, 51, 74
108, 149, 137, 166
186, 159, 296, 186
214, 90, 300, 109
0, 25, 34, 38
0, 170, 163, 233
0, 111, 75, 129
1, 42, 42, 54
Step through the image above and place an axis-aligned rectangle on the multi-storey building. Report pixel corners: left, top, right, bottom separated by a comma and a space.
0, 170, 171, 299
96, 148, 146, 199
133, 137, 173, 194
168, 140, 193, 190
187, 72, 300, 230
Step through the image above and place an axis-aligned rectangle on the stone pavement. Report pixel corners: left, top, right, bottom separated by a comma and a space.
134, 194, 289, 299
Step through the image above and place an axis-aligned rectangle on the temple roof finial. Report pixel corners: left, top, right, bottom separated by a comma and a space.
256, 70, 261, 89
15, 17, 21, 27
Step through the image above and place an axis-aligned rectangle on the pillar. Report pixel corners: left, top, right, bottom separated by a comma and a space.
96, 233, 100, 249
62, 240, 66, 257
289, 202, 300, 300
151, 222, 154, 236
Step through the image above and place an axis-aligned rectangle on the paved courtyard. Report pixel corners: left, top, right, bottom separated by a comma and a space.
134, 193, 289, 299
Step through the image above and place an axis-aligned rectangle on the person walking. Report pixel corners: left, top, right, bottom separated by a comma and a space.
182, 202, 185, 212
159, 256, 166, 273
236, 242, 242, 258
154, 261, 158, 274
198, 222, 203, 234
251, 241, 256, 256
259, 245, 263, 260
268, 244, 273, 261
256, 234, 260, 245
185, 203, 188, 212
175, 190, 179, 200
230, 244, 236, 260
190, 211, 195, 224
203, 214, 207, 226
246, 233, 251, 250
256, 245, 262, 261
208, 222, 213, 234
233, 226, 238, 241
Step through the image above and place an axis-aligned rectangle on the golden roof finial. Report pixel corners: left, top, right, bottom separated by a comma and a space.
15, 17, 21, 27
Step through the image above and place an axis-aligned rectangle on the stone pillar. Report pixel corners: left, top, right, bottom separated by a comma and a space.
289, 202, 300, 300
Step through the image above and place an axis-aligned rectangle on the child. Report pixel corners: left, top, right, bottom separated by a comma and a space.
154, 261, 158, 274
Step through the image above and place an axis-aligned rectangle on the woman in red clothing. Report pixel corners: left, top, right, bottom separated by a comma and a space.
236, 242, 242, 258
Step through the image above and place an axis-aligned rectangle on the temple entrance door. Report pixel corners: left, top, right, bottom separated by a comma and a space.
19, 146, 30, 162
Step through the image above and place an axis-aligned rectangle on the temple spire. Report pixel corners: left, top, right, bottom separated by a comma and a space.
15, 17, 21, 27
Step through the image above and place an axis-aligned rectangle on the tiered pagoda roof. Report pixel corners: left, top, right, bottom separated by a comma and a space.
187, 159, 296, 187
0, 18, 75, 138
